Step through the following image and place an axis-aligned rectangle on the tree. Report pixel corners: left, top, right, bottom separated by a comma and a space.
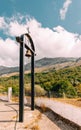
75, 84, 81, 97
51, 80, 77, 98
43, 81, 52, 91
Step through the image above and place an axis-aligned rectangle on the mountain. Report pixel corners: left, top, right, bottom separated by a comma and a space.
34, 57, 77, 67
0, 57, 81, 76
0, 66, 19, 76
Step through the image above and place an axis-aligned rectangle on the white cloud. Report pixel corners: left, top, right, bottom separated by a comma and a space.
0, 14, 81, 67
60, 0, 72, 20
0, 17, 7, 29
31, 24, 81, 58
0, 38, 19, 66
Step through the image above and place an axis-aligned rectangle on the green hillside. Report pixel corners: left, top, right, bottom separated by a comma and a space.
0, 64, 81, 98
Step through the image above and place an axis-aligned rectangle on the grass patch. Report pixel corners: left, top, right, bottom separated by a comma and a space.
24, 112, 41, 130
31, 124, 40, 130
40, 103, 49, 112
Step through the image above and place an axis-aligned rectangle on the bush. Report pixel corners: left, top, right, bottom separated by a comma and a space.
75, 84, 81, 97
51, 80, 77, 98
12, 85, 19, 96
25, 84, 46, 96
35, 85, 46, 96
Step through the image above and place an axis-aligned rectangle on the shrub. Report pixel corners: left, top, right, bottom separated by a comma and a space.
75, 84, 81, 97
25, 84, 46, 96
51, 80, 77, 98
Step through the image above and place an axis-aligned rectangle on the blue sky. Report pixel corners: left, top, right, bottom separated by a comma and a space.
0, 0, 80, 33
0, 0, 81, 66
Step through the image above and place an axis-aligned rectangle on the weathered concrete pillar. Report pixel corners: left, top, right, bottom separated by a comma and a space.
8, 87, 12, 102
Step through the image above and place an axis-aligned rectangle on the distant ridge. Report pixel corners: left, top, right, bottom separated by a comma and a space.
34, 57, 77, 67
0, 57, 80, 76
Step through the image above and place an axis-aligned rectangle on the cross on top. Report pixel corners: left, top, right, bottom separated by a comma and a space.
27, 27, 30, 34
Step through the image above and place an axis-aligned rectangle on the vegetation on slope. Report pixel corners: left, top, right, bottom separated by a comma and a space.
0, 65, 81, 98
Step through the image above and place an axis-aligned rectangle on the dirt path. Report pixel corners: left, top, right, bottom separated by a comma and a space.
0, 100, 80, 130
0, 101, 60, 130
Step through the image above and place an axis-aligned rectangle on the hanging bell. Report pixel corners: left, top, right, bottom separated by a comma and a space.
25, 49, 32, 57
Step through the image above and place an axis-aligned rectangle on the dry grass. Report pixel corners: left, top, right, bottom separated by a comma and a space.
24, 124, 39, 130
40, 103, 48, 112
24, 112, 41, 130
12, 97, 19, 102
12, 115, 18, 119
52, 98, 81, 108
30, 124, 40, 130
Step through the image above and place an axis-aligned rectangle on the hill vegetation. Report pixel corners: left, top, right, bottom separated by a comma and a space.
0, 60, 81, 98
